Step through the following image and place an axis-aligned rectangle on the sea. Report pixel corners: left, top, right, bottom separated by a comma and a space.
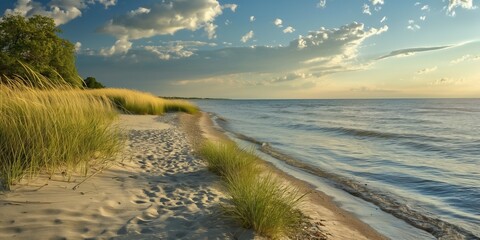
193, 99, 480, 240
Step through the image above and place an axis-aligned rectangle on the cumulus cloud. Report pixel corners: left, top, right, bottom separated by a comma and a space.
222, 4, 237, 12
451, 54, 480, 64
317, 0, 327, 8
363, 4, 372, 15
240, 30, 254, 43
370, 0, 384, 5
93, 0, 117, 9
283, 26, 295, 33
377, 46, 451, 60
100, 38, 132, 56
4, 0, 117, 25
74, 42, 82, 53
421, 5, 430, 11
416, 66, 437, 74
420, 16, 426, 21
447, 0, 476, 16
270, 72, 313, 84
78, 22, 389, 88
98, 40, 217, 59
250, 16, 255, 22
128, 7, 150, 16
274, 18, 283, 27
100, 0, 231, 41
407, 20, 420, 31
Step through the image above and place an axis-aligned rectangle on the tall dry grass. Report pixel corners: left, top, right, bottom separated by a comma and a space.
0, 63, 196, 189
200, 142, 304, 239
87, 88, 198, 115
0, 84, 123, 189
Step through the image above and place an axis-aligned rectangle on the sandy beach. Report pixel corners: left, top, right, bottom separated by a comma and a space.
0, 113, 386, 239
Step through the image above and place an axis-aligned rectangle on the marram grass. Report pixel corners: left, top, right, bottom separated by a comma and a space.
200, 142, 304, 239
87, 88, 198, 115
0, 65, 198, 189
0, 85, 124, 189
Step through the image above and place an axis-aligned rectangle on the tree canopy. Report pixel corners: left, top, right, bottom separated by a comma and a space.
83, 77, 105, 89
0, 14, 81, 87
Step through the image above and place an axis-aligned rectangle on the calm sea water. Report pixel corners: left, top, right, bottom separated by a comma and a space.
194, 99, 480, 239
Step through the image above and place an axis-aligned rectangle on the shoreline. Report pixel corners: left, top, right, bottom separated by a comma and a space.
0, 112, 401, 239
180, 111, 388, 240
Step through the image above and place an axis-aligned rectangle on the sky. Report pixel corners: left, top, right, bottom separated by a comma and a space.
1, 0, 479, 99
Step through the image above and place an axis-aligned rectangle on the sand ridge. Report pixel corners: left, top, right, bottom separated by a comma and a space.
0, 114, 251, 239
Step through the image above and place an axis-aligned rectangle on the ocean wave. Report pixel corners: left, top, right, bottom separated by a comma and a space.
285, 122, 449, 143
229, 129, 479, 240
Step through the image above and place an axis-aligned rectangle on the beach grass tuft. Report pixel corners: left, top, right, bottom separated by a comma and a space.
200, 142, 304, 239
87, 88, 198, 115
200, 142, 258, 177
0, 84, 124, 189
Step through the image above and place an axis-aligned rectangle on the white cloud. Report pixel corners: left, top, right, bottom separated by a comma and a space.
222, 4, 237, 12
421, 5, 430, 11
80, 22, 389, 87
128, 7, 150, 16
100, 38, 132, 56
100, 0, 227, 41
74, 42, 82, 53
204, 22, 217, 39
269, 72, 313, 84
407, 20, 420, 31
317, 0, 326, 8
283, 26, 295, 33
241, 30, 254, 43
274, 18, 283, 27
420, 16, 426, 21
293, 22, 388, 67
370, 0, 384, 5
4, 0, 117, 26
451, 54, 480, 64
363, 4, 372, 15
416, 66, 437, 74
143, 44, 193, 60
93, 0, 117, 9
250, 16, 255, 22
447, 0, 476, 16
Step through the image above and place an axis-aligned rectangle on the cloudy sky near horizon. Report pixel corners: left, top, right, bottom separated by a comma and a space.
1, 0, 479, 98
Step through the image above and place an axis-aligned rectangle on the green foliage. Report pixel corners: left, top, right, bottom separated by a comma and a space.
200, 142, 304, 239
0, 14, 81, 87
83, 77, 105, 89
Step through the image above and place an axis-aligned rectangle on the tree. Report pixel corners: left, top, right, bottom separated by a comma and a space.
83, 77, 105, 89
0, 14, 81, 87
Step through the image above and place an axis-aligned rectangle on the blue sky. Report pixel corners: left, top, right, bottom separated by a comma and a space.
1, 0, 479, 98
